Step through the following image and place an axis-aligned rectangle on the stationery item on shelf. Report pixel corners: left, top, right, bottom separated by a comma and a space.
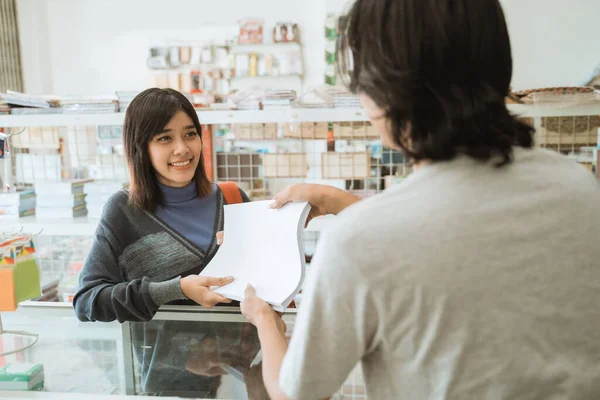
0, 91, 60, 109
327, 87, 361, 108
9, 107, 63, 115
513, 86, 600, 105
0, 100, 9, 114
238, 18, 264, 44
199, 200, 311, 311
0, 190, 36, 219
0, 234, 41, 311
61, 96, 118, 114
262, 89, 296, 110
0, 363, 45, 391
34, 179, 91, 219
34, 179, 91, 196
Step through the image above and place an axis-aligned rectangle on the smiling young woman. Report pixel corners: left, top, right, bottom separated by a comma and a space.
74, 88, 250, 322
72, 88, 252, 394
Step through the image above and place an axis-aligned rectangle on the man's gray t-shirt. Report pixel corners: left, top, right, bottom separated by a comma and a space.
280, 148, 600, 399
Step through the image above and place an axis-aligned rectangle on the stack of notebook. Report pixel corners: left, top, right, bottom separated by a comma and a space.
35, 180, 91, 219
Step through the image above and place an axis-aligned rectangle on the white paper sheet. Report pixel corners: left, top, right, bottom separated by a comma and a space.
199, 200, 311, 310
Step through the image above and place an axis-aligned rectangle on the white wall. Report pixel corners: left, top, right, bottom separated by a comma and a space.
17, 0, 326, 95
17, 0, 600, 95
500, 0, 600, 89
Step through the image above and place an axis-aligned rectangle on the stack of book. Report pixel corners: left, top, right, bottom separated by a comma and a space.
61, 96, 118, 114
0, 190, 36, 220
326, 87, 361, 108
262, 89, 296, 110
34, 180, 91, 219
0, 100, 9, 115
0, 91, 60, 109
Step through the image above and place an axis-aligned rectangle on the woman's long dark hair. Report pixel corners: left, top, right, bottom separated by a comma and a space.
123, 88, 212, 211
337, 0, 534, 166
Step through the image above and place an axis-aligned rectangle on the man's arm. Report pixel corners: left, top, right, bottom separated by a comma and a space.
271, 184, 361, 224
242, 285, 291, 400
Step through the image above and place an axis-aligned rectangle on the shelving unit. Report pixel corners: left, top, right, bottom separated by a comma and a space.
2, 103, 599, 128
1, 103, 599, 237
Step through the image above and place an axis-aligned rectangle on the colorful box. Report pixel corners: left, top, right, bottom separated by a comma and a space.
0, 235, 42, 311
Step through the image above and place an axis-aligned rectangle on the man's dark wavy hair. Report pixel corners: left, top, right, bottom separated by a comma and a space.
336, 0, 534, 166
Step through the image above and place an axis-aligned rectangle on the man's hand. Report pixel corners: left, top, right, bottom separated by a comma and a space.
180, 275, 234, 308
270, 184, 328, 226
241, 284, 286, 334
271, 184, 360, 226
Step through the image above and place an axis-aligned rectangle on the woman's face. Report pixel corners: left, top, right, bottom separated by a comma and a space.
147, 110, 203, 188
359, 93, 398, 150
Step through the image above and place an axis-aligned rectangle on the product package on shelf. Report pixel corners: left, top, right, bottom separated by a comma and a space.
512, 86, 600, 105
262, 89, 297, 110
34, 179, 92, 219
0, 363, 45, 391
263, 153, 307, 178
0, 190, 36, 220
321, 152, 371, 179
0, 90, 60, 109
0, 100, 10, 115
0, 234, 42, 311
61, 96, 118, 114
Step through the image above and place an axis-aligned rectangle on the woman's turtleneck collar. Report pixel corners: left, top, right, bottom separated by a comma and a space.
158, 181, 197, 204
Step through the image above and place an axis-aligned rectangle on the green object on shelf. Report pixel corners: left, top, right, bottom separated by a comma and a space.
0, 363, 45, 391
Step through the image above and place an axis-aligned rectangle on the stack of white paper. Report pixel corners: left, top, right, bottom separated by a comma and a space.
200, 200, 310, 311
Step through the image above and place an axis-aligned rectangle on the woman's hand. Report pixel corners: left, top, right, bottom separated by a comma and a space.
180, 275, 234, 308
241, 284, 286, 334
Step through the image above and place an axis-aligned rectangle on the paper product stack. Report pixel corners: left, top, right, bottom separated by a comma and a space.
0, 100, 9, 115
34, 180, 91, 219
61, 96, 118, 114
116, 91, 139, 112
0, 190, 36, 221
0, 91, 61, 114
262, 89, 296, 110
327, 87, 361, 108
85, 181, 128, 219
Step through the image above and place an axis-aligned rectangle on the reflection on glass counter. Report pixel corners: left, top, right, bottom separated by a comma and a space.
0, 308, 122, 394
130, 320, 266, 399
1, 304, 365, 399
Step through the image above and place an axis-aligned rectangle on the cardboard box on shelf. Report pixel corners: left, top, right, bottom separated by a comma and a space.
333, 122, 353, 139
250, 123, 265, 140
263, 153, 307, 178
322, 152, 371, 179
235, 123, 252, 140
264, 123, 278, 139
